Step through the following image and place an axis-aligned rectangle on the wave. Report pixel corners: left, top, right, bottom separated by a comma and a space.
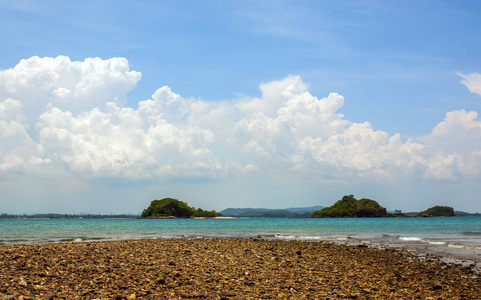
297, 236, 323, 240
58, 238, 79, 242
399, 236, 423, 241
427, 241, 447, 245
396, 236, 481, 251
398, 237, 449, 246
0, 238, 32, 244
463, 231, 481, 235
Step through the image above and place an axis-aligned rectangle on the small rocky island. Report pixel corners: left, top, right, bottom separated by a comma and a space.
417, 205, 455, 217
310, 195, 392, 218
141, 198, 221, 218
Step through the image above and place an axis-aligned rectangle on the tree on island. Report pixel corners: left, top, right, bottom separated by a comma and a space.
417, 206, 455, 217
310, 195, 388, 218
141, 198, 220, 218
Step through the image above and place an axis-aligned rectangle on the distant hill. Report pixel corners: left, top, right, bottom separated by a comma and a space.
220, 206, 324, 218
454, 211, 481, 217
284, 206, 325, 213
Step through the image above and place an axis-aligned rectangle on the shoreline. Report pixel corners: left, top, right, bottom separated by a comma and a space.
330, 238, 481, 273
2, 217, 481, 277
2, 234, 481, 273
1, 238, 480, 299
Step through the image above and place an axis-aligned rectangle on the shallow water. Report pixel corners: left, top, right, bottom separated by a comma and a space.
1, 217, 480, 262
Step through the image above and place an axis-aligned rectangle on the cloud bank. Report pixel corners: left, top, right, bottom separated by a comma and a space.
1, 56, 481, 190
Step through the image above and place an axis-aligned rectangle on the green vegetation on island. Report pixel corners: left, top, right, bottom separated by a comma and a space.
417, 206, 455, 217
141, 198, 220, 218
310, 195, 388, 218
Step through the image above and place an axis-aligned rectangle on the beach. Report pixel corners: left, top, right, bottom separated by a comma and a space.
0, 238, 480, 299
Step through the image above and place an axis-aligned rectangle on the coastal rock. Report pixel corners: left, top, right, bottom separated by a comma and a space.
18, 278, 28, 287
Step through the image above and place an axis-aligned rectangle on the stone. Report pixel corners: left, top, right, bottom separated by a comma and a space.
0, 238, 479, 298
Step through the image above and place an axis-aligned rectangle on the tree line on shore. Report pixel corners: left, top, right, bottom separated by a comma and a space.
0, 213, 138, 219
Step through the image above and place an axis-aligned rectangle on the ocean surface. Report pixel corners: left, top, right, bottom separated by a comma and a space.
1, 217, 481, 262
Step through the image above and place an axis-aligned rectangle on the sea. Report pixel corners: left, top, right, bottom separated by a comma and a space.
1, 217, 481, 265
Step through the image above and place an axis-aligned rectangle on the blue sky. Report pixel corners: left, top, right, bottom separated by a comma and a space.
1, 1, 481, 213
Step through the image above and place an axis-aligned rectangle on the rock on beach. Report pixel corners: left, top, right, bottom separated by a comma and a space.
0, 238, 480, 299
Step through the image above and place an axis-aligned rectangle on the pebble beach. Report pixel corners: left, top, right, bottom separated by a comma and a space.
1, 238, 480, 299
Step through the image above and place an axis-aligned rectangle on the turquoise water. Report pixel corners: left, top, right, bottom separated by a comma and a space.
1, 217, 480, 251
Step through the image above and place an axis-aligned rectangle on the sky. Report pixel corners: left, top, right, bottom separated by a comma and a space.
1, 0, 481, 214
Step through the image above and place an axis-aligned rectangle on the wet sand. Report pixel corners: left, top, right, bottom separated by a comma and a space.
0, 238, 480, 299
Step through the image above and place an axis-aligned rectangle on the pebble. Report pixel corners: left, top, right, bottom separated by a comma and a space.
0, 238, 479, 298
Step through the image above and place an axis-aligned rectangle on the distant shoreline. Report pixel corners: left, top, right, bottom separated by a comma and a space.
194, 216, 238, 219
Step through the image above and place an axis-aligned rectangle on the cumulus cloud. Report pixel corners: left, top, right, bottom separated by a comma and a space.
0, 98, 41, 177
36, 103, 219, 180
426, 110, 481, 153
1, 56, 481, 186
458, 72, 481, 96
0, 56, 141, 121
417, 110, 481, 180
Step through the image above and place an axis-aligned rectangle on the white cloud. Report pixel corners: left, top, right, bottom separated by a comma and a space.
1, 56, 481, 188
417, 110, 481, 180
458, 72, 481, 96
422, 110, 481, 154
0, 56, 141, 122
234, 76, 349, 159
0, 98, 41, 178
36, 103, 218, 180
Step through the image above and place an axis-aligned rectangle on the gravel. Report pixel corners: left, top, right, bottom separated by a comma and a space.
0, 238, 480, 299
